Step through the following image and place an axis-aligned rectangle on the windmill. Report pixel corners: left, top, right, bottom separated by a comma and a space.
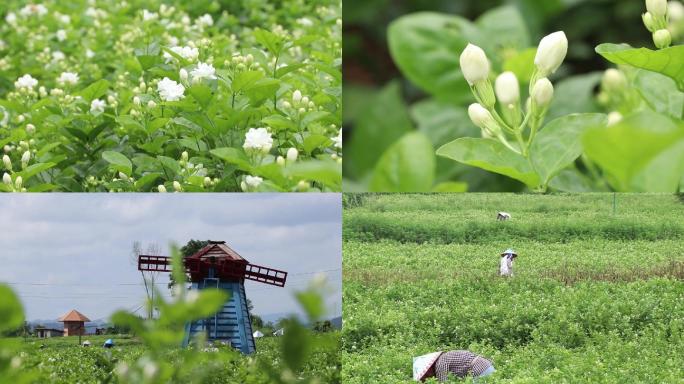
137, 241, 287, 354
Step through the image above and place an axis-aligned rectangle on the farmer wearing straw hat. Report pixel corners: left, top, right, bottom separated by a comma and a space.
500, 249, 518, 277
413, 350, 495, 382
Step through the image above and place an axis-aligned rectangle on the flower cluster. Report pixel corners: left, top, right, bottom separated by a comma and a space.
642, 0, 673, 48
459, 31, 568, 156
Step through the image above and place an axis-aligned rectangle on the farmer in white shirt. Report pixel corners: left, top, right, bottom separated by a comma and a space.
500, 249, 517, 276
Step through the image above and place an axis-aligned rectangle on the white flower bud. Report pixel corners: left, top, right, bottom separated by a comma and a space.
642, 12, 656, 31
602, 69, 626, 91
2, 172, 11, 185
301, 96, 309, 105
118, 172, 129, 181
157, 184, 167, 193
282, 101, 291, 109
292, 90, 302, 104
26, 124, 35, 134
3, 155, 12, 171
286, 147, 298, 163
147, 100, 156, 108
21, 150, 30, 164
467, 103, 496, 131
607, 111, 623, 126
534, 31, 568, 76
240, 181, 247, 191
14, 176, 22, 190
180, 68, 188, 82
653, 29, 672, 48
494, 71, 520, 105
646, 0, 667, 17
173, 180, 182, 192
276, 156, 285, 166
669, 1, 684, 21
459, 44, 490, 85
296, 180, 309, 192
133, 96, 141, 106
181, 151, 189, 162
532, 78, 554, 107
203, 176, 211, 187
3, 145, 10, 153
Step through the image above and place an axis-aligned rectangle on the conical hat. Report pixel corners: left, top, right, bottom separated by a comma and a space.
501, 248, 517, 256
412, 352, 442, 381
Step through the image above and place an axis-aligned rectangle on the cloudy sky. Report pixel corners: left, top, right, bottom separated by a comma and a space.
0, 194, 341, 322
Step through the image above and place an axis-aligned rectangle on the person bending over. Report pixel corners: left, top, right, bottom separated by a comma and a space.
414, 350, 495, 382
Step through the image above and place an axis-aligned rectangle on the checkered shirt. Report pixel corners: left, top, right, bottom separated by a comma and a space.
434, 350, 492, 381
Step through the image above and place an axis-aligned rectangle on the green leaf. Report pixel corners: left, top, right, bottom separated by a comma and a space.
388, 12, 478, 102
346, 82, 413, 179
232, 71, 264, 93
437, 137, 540, 187
476, 5, 530, 50
530, 113, 607, 187
276, 63, 305, 78
17, 162, 56, 180
503, 48, 537, 84
370, 132, 435, 192
0, 284, 24, 332
210, 147, 252, 170
285, 160, 341, 188
188, 83, 213, 108
547, 72, 602, 121
77, 79, 111, 102
262, 115, 298, 131
254, 28, 285, 56
157, 155, 181, 177
102, 151, 132, 175
303, 134, 332, 154
595, 43, 684, 89
583, 110, 684, 191
633, 70, 684, 119
244, 78, 280, 105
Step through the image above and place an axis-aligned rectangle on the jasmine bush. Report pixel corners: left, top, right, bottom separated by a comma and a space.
0, 0, 342, 192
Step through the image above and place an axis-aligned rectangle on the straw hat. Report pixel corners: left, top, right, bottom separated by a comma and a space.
412, 352, 442, 381
501, 249, 518, 257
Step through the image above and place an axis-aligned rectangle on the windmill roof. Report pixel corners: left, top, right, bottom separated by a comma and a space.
190, 241, 248, 262
58, 309, 91, 322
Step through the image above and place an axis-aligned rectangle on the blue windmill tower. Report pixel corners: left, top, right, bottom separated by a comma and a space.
137, 241, 287, 354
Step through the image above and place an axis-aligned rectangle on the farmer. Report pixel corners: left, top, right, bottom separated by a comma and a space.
103, 339, 114, 349
413, 350, 495, 382
500, 248, 517, 277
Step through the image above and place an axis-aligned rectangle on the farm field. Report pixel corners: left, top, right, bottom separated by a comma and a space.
0, 0, 342, 192
342, 193, 684, 383
6, 332, 340, 383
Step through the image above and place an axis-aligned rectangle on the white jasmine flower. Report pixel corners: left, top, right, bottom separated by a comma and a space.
245, 175, 263, 188
243, 128, 273, 153
157, 184, 167, 193
164, 46, 199, 63
173, 180, 182, 192
20, 4, 48, 17
52, 51, 66, 62
196, 14, 213, 27
90, 99, 106, 114
3, 173, 11, 185
142, 9, 158, 21
297, 17, 314, 27
5, 12, 17, 25
133, 96, 141, 106
292, 90, 302, 104
179, 68, 188, 82
494, 72, 520, 105
157, 77, 185, 101
459, 44, 490, 85
532, 78, 554, 107
190, 62, 216, 81
534, 31, 568, 76
2, 155, 12, 170
57, 72, 79, 86
26, 124, 36, 134
56, 29, 67, 42
86, 49, 95, 59
332, 129, 342, 149
58, 14, 71, 24
15, 74, 38, 90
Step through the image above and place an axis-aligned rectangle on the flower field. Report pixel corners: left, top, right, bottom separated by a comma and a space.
0, 0, 341, 192
342, 193, 684, 382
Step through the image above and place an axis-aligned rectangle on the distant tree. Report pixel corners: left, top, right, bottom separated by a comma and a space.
251, 314, 264, 329
313, 320, 333, 333
168, 239, 212, 291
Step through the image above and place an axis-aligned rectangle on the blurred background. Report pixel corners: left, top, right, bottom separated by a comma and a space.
343, 0, 660, 192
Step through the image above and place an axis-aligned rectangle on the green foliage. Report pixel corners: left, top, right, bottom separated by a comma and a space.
342, 193, 684, 383
595, 44, 684, 90
0, 0, 341, 192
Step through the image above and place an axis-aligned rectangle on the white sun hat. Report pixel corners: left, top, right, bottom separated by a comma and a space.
412, 352, 442, 381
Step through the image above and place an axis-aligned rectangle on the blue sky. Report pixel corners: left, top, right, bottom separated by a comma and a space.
0, 193, 342, 322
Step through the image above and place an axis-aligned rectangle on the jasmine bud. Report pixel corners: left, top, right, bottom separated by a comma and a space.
459, 44, 490, 86
532, 78, 554, 107
534, 31, 568, 76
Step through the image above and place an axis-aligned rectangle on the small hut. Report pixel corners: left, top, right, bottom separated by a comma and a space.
35, 327, 64, 338
58, 309, 90, 336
